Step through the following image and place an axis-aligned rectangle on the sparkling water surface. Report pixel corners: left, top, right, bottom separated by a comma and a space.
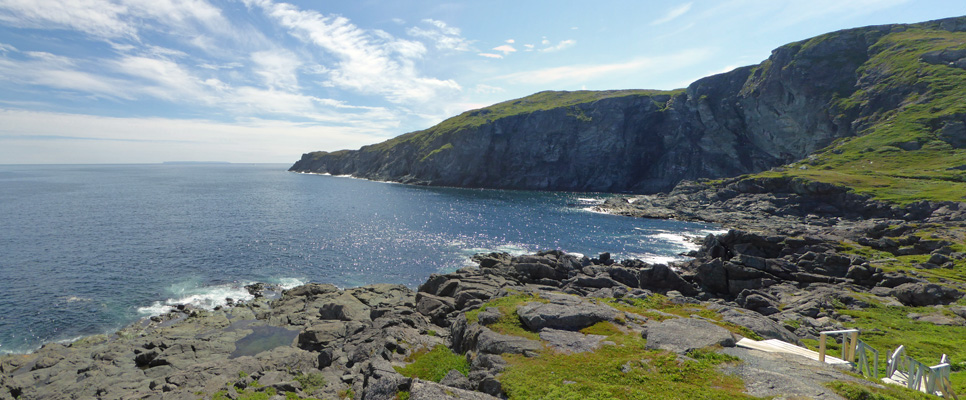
0, 163, 721, 354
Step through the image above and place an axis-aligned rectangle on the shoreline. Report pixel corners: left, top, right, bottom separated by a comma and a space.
3, 177, 965, 399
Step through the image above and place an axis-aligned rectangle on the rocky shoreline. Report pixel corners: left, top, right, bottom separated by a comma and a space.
2, 177, 965, 399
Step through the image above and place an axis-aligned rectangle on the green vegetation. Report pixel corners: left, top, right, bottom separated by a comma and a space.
605, 295, 763, 340
833, 303, 966, 393
365, 89, 680, 161
212, 387, 279, 400
499, 320, 751, 400
837, 226, 966, 283
394, 345, 469, 382
294, 372, 326, 393
465, 292, 546, 340
749, 27, 966, 204
827, 380, 934, 400
455, 294, 756, 399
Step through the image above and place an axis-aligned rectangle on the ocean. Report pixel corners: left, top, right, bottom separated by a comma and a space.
0, 163, 722, 354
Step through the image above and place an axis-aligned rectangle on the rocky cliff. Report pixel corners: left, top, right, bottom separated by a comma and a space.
291, 16, 966, 194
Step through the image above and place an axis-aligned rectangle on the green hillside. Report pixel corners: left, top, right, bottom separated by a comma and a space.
756, 27, 966, 204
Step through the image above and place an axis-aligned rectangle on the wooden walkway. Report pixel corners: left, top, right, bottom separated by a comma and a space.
736, 337, 851, 365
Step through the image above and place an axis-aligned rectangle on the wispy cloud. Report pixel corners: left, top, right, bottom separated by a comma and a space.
492, 44, 516, 55
478, 53, 503, 59
540, 39, 576, 52
495, 48, 713, 86
248, 0, 461, 106
407, 19, 473, 52
651, 2, 693, 25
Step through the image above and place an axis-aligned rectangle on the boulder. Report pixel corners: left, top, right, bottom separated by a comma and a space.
538, 329, 608, 354
516, 295, 620, 331
409, 379, 500, 400
891, 283, 963, 306
439, 369, 473, 390
475, 327, 543, 355
644, 318, 736, 354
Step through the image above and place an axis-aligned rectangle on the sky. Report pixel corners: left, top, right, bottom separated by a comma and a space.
0, 1, 964, 164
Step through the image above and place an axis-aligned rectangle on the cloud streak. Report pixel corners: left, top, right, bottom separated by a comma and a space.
652, 2, 693, 25
495, 48, 713, 86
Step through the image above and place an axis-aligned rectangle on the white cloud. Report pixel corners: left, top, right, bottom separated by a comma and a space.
0, 0, 134, 38
249, 1, 461, 106
524, 44, 535, 51
0, 0, 234, 43
505, 39, 515, 44
540, 39, 576, 52
406, 19, 472, 52
651, 2, 693, 25
251, 50, 301, 91
492, 45, 516, 55
478, 53, 503, 59
496, 48, 713, 86
473, 84, 505, 94
0, 42, 17, 53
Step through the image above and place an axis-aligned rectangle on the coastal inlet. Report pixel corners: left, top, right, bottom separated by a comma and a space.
0, 163, 722, 354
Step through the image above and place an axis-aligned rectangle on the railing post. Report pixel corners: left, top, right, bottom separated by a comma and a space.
848, 330, 859, 362
819, 332, 827, 363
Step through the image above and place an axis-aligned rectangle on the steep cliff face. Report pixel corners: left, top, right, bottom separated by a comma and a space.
291, 16, 966, 194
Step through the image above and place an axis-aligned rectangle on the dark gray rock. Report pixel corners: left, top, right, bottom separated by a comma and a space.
439, 369, 473, 390
538, 328, 608, 354
891, 282, 963, 306
476, 327, 542, 355
644, 318, 737, 354
516, 295, 620, 331
409, 379, 500, 400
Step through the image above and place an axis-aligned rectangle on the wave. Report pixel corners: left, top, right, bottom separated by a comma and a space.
136, 281, 257, 317
623, 252, 681, 265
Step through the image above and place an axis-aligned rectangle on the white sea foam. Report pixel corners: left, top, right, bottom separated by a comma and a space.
581, 206, 612, 215
576, 197, 604, 205
650, 232, 702, 252
137, 282, 255, 317
624, 252, 681, 265
274, 277, 307, 290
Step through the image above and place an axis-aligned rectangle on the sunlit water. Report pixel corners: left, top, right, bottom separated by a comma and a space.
0, 164, 722, 354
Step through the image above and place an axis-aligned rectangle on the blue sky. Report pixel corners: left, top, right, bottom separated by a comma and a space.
0, 0, 964, 164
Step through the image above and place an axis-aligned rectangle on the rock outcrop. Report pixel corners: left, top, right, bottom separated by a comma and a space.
291, 17, 966, 194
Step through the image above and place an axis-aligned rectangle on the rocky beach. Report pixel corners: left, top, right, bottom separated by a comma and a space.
2, 175, 964, 399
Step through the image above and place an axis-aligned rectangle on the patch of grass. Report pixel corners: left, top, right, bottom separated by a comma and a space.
837, 304, 966, 393
827, 380, 934, 400
395, 391, 410, 400
466, 293, 546, 340
394, 344, 469, 382
604, 296, 763, 340
338, 388, 355, 399
213, 387, 278, 400
499, 321, 752, 399
294, 372, 326, 393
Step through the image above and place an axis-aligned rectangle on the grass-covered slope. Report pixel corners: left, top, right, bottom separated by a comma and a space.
753, 24, 966, 204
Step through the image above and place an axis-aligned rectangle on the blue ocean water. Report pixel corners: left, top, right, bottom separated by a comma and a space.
0, 164, 721, 354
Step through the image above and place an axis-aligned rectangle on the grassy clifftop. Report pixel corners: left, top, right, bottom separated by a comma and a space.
363, 89, 677, 153
754, 26, 966, 204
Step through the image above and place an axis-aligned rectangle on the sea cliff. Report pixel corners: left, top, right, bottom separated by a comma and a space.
291, 16, 966, 198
